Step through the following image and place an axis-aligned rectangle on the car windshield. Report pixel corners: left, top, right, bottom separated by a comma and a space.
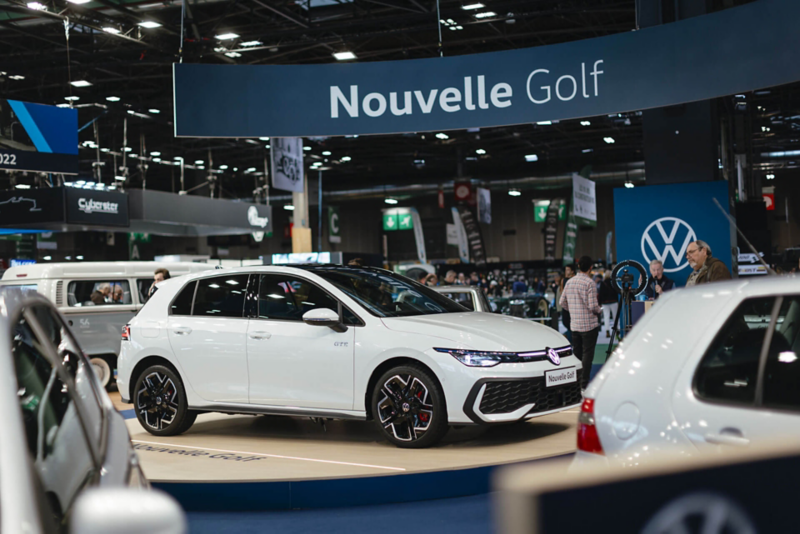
309, 266, 467, 317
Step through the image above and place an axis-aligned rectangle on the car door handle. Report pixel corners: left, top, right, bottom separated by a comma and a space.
172, 326, 192, 336
704, 432, 750, 447
249, 331, 272, 340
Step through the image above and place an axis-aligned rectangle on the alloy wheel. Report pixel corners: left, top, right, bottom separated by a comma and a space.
376, 374, 433, 441
136, 371, 179, 431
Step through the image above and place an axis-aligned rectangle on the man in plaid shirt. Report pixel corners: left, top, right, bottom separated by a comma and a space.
559, 255, 601, 390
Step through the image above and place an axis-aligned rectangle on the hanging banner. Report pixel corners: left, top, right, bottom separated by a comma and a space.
451, 208, 470, 264
606, 231, 613, 266
328, 206, 341, 243
409, 207, 426, 264
572, 174, 597, 227
562, 198, 578, 266
0, 99, 78, 174
543, 200, 560, 262
174, 0, 800, 138
270, 137, 304, 192
477, 187, 491, 224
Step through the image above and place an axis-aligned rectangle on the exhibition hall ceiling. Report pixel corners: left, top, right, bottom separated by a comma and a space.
0, 0, 793, 198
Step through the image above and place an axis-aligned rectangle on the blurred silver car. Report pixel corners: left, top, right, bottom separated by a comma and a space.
0, 292, 185, 533
432, 285, 494, 312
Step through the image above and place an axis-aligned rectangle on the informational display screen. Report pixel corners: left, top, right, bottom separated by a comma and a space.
64, 187, 129, 227
0, 99, 78, 174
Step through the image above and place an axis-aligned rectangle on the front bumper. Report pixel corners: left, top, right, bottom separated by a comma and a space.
462, 368, 583, 424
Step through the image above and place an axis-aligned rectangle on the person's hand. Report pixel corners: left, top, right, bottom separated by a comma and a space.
655, 284, 663, 295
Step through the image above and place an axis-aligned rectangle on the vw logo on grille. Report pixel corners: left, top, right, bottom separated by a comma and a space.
641, 217, 697, 273
402, 403, 410, 412
547, 348, 560, 366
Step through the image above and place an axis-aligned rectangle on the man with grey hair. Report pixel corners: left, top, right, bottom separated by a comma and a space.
645, 259, 674, 299
685, 240, 731, 286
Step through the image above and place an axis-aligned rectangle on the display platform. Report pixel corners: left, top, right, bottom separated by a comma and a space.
121, 406, 579, 511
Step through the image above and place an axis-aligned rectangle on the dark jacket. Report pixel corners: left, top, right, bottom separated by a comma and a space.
687, 256, 732, 286
644, 275, 675, 299
598, 280, 618, 305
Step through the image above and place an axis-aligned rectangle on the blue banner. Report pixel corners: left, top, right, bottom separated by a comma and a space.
614, 181, 732, 287
0, 99, 78, 174
175, 0, 800, 138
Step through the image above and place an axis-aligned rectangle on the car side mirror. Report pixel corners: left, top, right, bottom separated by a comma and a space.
303, 308, 347, 333
70, 488, 186, 534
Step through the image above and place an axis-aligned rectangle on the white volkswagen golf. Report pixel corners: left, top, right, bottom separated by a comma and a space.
574, 275, 800, 467
117, 266, 581, 448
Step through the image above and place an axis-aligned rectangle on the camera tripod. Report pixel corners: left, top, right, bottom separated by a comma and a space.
605, 260, 648, 360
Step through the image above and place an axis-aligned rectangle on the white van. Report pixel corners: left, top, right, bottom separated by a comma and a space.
0, 261, 220, 388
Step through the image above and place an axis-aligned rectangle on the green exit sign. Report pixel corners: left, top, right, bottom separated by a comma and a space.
383, 209, 413, 231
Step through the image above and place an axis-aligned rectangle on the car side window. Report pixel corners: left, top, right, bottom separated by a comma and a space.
762, 296, 800, 411
171, 281, 196, 315
258, 274, 359, 324
12, 312, 96, 518
445, 292, 475, 311
694, 297, 776, 406
67, 280, 132, 306
137, 278, 155, 303
193, 274, 249, 318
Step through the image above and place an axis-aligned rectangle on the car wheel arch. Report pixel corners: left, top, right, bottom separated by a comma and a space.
129, 356, 183, 402
364, 357, 444, 421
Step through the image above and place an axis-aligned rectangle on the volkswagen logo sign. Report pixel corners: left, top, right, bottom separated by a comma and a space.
641, 217, 697, 273
547, 347, 561, 366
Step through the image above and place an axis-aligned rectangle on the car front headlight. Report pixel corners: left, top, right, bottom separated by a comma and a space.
434, 348, 517, 367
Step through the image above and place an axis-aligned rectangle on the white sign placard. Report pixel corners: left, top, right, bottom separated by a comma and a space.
270, 137, 305, 192
572, 173, 597, 225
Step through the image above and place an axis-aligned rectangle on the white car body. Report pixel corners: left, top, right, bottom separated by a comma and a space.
118, 266, 581, 436
574, 276, 800, 469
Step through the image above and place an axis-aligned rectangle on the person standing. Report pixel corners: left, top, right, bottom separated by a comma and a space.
598, 271, 618, 339
560, 264, 576, 341
685, 240, 731, 286
148, 268, 171, 299
644, 259, 675, 299
560, 256, 602, 390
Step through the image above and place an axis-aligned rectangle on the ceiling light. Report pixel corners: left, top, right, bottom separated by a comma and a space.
283, 204, 295, 211
435, 133, 449, 140
194, 160, 204, 165
76, 255, 84, 260
127, 110, 135, 115
27, 2, 45, 10
102, 27, 121, 34
303, 146, 311, 151
474, 11, 496, 18
67, 0, 92, 3
122, 147, 132, 152
536, 121, 552, 125
604, 137, 616, 144
766, 173, 775, 180
624, 181, 634, 189
106, 96, 120, 102
580, 120, 591, 126
215, 32, 240, 40
57, 103, 70, 108
779, 351, 798, 363
8, 75, 25, 80
508, 189, 521, 197
70, 79, 92, 87
240, 40, 263, 47
524, 154, 538, 162
44, 256, 52, 260
213, 47, 226, 53
219, 165, 228, 170
246, 167, 257, 173
224, 52, 242, 58
150, 151, 161, 156
138, 21, 161, 28
333, 51, 356, 61
259, 137, 270, 141
461, 3, 484, 9
15, 184, 31, 189
341, 156, 352, 162
582, 148, 593, 153
476, 149, 486, 155
149, 108, 160, 114
265, 144, 270, 149
385, 198, 398, 204
100, 148, 110, 153
197, 166, 205, 170
64, 96, 80, 101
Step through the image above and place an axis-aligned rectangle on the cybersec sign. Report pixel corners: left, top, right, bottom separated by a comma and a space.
174, 0, 800, 138
614, 182, 732, 287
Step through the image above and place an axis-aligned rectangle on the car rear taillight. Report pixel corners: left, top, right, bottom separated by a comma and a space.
577, 398, 604, 455
121, 324, 131, 341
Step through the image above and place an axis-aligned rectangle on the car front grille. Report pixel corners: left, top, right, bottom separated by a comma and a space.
479, 371, 583, 415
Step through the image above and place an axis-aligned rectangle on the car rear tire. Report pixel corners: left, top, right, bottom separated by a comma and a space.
90, 357, 112, 389
134, 365, 196, 436
371, 364, 448, 448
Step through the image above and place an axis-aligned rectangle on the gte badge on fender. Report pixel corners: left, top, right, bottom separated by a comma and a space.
547, 347, 561, 366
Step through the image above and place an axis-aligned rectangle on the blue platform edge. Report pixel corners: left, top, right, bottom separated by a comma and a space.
152, 453, 573, 511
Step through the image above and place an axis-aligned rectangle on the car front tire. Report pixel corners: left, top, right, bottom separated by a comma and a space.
372, 364, 448, 448
90, 357, 112, 389
134, 364, 196, 436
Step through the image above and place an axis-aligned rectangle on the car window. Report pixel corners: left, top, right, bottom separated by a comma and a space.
441, 291, 475, 311
694, 297, 776, 406
258, 274, 360, 325
137, 278, 155, 303
193, 274, 249, 318
67, 280, 132, 307
762, 296, 800, 411
0, 283, 39, 298
12, 312, 96, 518
171, 281, 196, 315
